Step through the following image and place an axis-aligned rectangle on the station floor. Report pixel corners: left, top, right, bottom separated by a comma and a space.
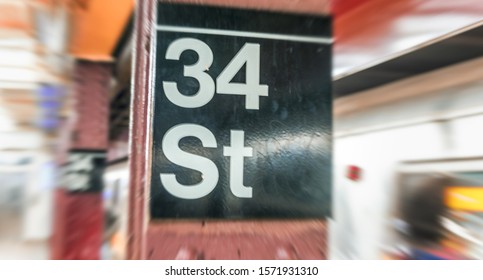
0, 210, 49, 260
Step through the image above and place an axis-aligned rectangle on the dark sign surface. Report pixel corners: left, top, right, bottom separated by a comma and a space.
59, 150, 106, 193
150, 3, 332, 219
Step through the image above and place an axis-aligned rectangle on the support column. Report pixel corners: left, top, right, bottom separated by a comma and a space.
128, 0, 331, 260
51, 60, 111, 260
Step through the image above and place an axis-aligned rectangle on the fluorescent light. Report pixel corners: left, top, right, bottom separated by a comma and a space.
0, 67, 60, 84
0, 81, 38, 90
0, 49, 38, 68
0, 117, 15, 132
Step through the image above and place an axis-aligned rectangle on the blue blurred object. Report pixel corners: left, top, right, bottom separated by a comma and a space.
38, 118, 59, 130
39, 100, 61, 110
411, 248, 448, 260
37, 85, 64, 130
39, 84, 63, 99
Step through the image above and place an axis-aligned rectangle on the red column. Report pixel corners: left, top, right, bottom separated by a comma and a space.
51, 60, 111, 260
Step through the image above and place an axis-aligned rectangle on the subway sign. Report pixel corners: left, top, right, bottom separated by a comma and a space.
150, 3, 332, 219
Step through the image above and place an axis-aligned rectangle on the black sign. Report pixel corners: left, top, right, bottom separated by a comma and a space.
59, 150, 106, 193
150, 3, 332, 219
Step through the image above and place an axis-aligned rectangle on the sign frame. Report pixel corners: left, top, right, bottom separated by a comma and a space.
128, 0, 333, 259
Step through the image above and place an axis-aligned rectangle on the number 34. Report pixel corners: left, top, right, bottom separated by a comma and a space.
162, 38, 269, 110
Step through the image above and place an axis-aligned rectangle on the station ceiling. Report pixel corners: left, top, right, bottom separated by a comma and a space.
333, 0, 483, 96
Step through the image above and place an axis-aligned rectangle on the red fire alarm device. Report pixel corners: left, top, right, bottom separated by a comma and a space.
347, 165, 362, 181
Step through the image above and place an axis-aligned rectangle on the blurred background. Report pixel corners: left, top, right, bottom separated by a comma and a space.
0, 0, 483, 260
